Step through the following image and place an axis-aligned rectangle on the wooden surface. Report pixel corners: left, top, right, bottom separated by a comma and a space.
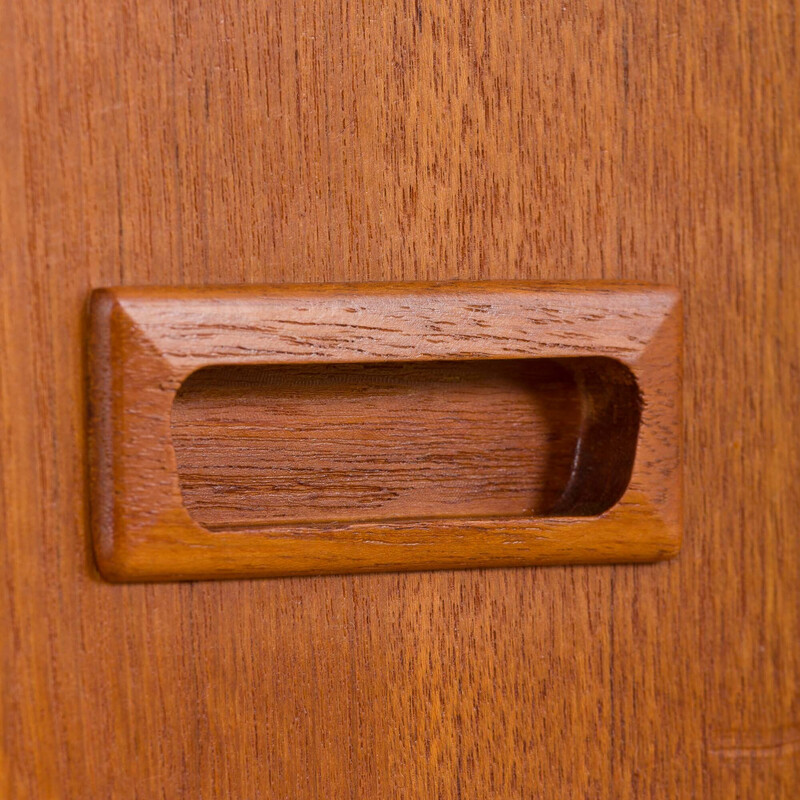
174, 359, 584, 525
88, 282, 679, 580
1, 0, 798, 795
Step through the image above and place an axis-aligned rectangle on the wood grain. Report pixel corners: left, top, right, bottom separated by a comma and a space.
88, 282, 678, 580
1, 0, 798, 796
172, 359, 583, 525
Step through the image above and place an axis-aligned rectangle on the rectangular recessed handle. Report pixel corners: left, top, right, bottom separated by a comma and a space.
88, 281, 682, 582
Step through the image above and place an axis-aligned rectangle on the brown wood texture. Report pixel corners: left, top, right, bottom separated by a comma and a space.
89, 281, 679, 581
173, 359, 584, 525
1, 0, 798, 796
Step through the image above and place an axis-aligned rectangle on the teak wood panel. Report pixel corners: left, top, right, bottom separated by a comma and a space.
172, 358, 585, 524
1, 0, 799, 797
88, 282, 681, 581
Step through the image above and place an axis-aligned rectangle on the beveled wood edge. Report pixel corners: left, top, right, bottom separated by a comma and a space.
88, 281, 682, 582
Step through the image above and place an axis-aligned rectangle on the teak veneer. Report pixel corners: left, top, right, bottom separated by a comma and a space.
88, 281, 682, 581
172, 358, 587, 526
5, 0, 798, 792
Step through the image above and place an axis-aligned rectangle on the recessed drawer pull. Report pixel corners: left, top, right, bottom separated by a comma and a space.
88, 281, 682, 581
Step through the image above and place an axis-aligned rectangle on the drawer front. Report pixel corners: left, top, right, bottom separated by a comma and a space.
1, 1, 797, 797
